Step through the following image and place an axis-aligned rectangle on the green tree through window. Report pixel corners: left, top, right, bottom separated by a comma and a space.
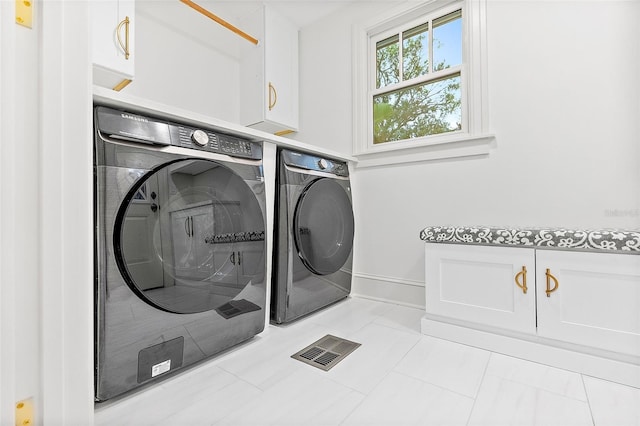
373, 9, 462, 144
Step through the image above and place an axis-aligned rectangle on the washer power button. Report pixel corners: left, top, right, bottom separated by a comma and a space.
191, 129, 209, 147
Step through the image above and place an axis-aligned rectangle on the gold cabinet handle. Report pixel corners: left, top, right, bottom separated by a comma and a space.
545, 268, 559, 297
112, 78, 132, 92
268, 82, 277, 111
116, 16, 130, 60
514, 266, 528, 294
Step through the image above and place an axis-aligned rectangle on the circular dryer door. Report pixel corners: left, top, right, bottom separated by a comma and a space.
293, 178, 354, 275
113, 158, 265, 314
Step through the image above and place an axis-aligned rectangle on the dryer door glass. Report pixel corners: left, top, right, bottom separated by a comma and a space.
293, 178, 354, 275
114, 159, 265, 314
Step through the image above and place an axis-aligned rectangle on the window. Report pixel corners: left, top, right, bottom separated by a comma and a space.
374, 9, 462, 144
353, 0, 493, 167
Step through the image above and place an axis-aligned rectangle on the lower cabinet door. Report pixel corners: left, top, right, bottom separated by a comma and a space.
536, 250, 640, 357
425, 244, 536, 334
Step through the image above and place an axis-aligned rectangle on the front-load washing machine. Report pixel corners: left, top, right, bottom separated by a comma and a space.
271, 148, 355, 324
94, 106, 267, 401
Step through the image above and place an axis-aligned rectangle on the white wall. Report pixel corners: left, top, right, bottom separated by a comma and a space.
296, 1, 640, 307
124, 4, 242, 122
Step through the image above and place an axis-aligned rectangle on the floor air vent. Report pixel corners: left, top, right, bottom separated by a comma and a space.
291, 335, 361, 371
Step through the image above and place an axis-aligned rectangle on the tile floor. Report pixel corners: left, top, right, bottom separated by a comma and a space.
94, 296, 640, 426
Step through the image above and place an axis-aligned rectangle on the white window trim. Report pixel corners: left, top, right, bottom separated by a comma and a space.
352, 0, 494, 168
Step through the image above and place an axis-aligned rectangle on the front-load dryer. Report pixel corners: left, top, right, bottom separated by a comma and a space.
271, 148, 355, 324
94, 106, 267, 401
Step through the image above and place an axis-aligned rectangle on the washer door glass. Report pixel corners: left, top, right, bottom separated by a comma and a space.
114, 159, 265, 314
293, 178, 354, 275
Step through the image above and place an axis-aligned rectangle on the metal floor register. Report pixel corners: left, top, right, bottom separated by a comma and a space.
291, 335, 361, 371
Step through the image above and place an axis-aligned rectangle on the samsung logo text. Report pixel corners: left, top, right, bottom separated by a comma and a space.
121, 114, 149, 123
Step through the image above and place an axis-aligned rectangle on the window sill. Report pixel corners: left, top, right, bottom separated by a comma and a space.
353, 133, 496, 169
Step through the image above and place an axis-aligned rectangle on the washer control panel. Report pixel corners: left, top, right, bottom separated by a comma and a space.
172, 125, 260, 160
218, 134, 254, 157
94, 106, 262, 160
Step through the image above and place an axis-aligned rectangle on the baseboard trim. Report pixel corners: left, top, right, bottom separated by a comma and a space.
352, 272, 424, 287
353, 294, 425, 310
352, 273, 425, 308
421, 316, 640, 389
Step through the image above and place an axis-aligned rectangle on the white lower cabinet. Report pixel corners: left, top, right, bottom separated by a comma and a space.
423, 243, 640, 387
535, 249, 640, 357
425, 244, 536, 334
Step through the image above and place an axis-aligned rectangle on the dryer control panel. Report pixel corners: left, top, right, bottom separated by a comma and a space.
281, 149, 349, 177
95, 106, 262, 160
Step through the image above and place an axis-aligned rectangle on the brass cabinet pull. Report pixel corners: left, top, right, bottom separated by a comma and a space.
545, 268, 559, 297
514, 266, 528, 294
116, 16, 130, 60
112, 78, 132, 92
268, 82, 277, 111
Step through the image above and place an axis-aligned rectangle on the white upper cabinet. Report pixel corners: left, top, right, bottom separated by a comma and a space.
535, 249, 640, 357
240, 5, 299, 134
92, 0, 135, 90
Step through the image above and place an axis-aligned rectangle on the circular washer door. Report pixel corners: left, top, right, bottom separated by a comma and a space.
113, 158, 265, 314
293, 178, 354, 275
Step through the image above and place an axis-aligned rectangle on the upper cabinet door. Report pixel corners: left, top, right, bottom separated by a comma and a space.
425, 243, 536, 335
536, 250, 640, 357
263, 6, 298, 131
92, 0, 135, 89
240, 5, 299, 134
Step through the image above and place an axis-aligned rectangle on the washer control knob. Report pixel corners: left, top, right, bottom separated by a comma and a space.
318, 159, 329, 170
191, 129, 209, 147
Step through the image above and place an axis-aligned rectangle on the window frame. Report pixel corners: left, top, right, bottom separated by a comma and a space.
352, 0, 494, 168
